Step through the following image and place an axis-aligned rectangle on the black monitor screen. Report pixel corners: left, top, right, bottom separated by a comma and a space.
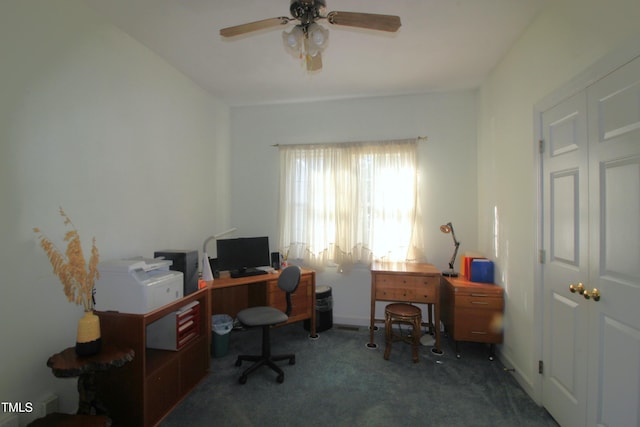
216, 237, 270, 271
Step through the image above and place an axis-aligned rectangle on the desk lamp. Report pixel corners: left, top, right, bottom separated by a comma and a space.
201, 227, 237, 281
440, 222, 460, 277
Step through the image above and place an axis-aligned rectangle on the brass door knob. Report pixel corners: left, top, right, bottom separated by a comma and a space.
569, 283, 585, 294
583, 288, 601, 301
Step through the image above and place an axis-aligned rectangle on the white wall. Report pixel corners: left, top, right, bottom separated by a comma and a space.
7, 0, 638, 421
230, 92, 478, 325
0, 1, 230, 423
477, 0, 640, 402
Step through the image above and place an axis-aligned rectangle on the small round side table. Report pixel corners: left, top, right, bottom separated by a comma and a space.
46, 344, 134, 416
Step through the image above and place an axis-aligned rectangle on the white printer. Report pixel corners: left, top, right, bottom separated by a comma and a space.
95, 257, 184, 314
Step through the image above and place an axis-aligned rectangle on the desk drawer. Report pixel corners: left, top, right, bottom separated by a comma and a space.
269, 278, 312, 318
452, 309, 503, 343
376, 286, 437, 303
455, 295, 503, 310
374, 274, 437, 288
374, 274, 438, 303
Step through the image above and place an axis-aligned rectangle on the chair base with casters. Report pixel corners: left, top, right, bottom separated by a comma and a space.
234, 307, 295, 384
384, 303, 422, 363
234, 266, 301, 384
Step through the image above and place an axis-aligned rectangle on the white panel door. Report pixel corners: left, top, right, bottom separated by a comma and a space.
541, 91, 589, 427
585, 55, 640, 427
541, 55, 640, 427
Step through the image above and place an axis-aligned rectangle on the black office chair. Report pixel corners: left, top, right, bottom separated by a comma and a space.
235, 265, 301, 384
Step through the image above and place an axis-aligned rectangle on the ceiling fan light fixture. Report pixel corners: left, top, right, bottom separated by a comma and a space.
283, 23, 328, 68
283, 25, 305, 51
304, 38, 320, 57
221, 0, 400, 71
307, 22, 328, 49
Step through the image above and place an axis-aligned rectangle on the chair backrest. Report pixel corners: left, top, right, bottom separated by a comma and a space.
278, 265, 301, 316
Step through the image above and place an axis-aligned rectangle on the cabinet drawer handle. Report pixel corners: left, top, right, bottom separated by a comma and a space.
471, 301, 489, 305
470, 293, 489, 297
471, 331, 488, 335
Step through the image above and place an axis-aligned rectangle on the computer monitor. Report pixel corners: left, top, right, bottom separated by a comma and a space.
216, 237, 270, 271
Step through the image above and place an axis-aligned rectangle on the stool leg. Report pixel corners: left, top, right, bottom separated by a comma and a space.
384, 312, 392, 360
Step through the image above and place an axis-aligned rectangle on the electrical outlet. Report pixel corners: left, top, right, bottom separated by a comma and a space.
41, 394, 59, 416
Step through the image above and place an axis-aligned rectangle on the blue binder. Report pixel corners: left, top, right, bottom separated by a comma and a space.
471, 259, 494, 283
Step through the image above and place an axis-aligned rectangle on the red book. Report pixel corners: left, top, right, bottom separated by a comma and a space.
464, 256, 486, 280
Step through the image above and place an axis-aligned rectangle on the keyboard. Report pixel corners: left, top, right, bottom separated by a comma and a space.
230, 268, 268, 278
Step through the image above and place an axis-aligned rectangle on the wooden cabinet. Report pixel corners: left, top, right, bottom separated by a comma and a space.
96, 288, 210, 427
441, 276, 504, 360
268, 272, 313, 323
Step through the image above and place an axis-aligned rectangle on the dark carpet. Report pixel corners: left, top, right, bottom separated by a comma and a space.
161, 323, 558, 427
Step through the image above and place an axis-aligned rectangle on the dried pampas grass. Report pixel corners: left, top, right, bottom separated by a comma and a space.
33, 207, 100, 312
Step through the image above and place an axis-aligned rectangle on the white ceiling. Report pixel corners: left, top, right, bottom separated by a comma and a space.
83, 0, 545, 106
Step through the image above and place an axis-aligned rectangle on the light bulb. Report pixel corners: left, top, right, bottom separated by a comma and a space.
307, 23, 328, 48
312, 29, 324, 46
282, 26, 304, 52
287, 33, 298, 48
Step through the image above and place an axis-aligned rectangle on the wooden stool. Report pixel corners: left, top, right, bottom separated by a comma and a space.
384, 303, 422, 363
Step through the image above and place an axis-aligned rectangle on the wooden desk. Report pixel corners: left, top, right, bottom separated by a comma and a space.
208, 267, 317, 337
92, 269, 315, 426
369, 262, 442, 354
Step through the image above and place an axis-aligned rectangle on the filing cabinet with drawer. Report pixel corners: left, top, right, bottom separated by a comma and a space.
441, 276, 504, 360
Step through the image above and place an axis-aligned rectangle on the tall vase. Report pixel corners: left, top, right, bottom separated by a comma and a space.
76, 311, 102, 357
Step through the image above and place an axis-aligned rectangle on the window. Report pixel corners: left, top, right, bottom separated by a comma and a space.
278, 139, 423, 269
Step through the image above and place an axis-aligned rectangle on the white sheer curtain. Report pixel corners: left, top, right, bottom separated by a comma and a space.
278, 139, 423, 270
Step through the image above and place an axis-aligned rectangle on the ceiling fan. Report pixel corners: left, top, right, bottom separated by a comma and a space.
220, 0, 401, 71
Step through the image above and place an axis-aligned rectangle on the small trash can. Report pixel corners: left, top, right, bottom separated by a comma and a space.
304, 285, 333, 333
211, 314, 233, 358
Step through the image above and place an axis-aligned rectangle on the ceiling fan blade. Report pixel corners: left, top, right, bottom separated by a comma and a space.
327, 11, 401, 32
220, 17, 291, 37
306, 52, 323, 72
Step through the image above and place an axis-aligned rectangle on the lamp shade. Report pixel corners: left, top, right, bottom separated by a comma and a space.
308, 23, 328, 49
283, 23, 328, 65
201, 227, 237, 281
202, 252, 214, 281
283, 25, 304, 54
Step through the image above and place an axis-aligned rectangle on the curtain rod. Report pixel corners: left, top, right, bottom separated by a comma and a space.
271, 136, 427, 147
